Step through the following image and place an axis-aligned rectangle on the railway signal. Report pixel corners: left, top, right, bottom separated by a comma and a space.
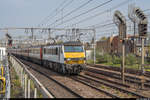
138, 21, 148, 36
113, 10, 126, 40
134, 7, 146, 21
134, 7, 148, 37
113, 10, 127, 84
134, 7, 148, 75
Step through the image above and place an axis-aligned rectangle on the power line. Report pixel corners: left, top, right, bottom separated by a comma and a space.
47, 0, 94, 27
143, 9, 150, 12
48, 0, 113, 28
61, 0, 74, 10
85, 19, 113, 28
69, 0, 129, 28
37, 0, 71, 27
84, 7, 150, 29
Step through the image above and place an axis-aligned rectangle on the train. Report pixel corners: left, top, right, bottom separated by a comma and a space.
8, 41, 86, 74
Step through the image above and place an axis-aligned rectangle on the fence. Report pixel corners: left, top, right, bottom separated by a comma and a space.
9, 55, 54, 98
0, 55, 10, 98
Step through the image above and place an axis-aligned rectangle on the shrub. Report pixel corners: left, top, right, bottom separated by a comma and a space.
125, 54, 137, 65
103, 53, 112, 63
96, 53, 112, 63
112, 55, 121, 64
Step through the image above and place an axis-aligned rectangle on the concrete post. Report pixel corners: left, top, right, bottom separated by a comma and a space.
141, 37, 145, 89
121, 40, 125, 84
93, 29, 96, 64
22, 72, 24, 90
141, 37, 145, 73
21, 68, 22, 86
25, 74, 27, 98
34, 88, 37, 98
28, 79, 30, 98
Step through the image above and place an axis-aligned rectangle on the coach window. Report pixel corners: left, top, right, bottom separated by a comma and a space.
32, 49, 34, 54
52, 48, 54, 55
54, 48, 56, 55
48, 48, 50, 54
44, 48, 46, 54
51, 48, 53, 54
56, 47, 58, 55
51, 48, 53, 55
60, 47, 62, 53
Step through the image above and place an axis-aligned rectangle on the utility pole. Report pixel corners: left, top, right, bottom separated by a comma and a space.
141, 37, 145, 72
93, 29, 96, 64
128, 4, 136, 54
122, 39, 125, 83
133, 22, 136, 54
114, 10, 126, 84
31, 28, 34, 41
48, 28, 51, 39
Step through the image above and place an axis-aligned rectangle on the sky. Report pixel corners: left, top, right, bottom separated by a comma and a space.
0, 0, 150, 41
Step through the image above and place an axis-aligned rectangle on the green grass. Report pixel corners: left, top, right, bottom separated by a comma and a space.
10, 66, 24, 98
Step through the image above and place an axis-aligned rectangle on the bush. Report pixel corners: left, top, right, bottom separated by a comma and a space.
125, 54, 137, 65
95, 52, 112, 63
86, 59, 94, 64
112, 55, 121, 64
96, 55, 107, 63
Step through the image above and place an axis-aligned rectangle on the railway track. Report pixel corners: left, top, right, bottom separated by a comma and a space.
88, 64, 150, 77
17, 58, 114, 98
70, 76, 120, 98
85, 66, 150, 97
14, 59, 82, 98
80, 72, 149, 98
86, 65, 150, 89
13, 56, 150, 98
21, 58, 136, 98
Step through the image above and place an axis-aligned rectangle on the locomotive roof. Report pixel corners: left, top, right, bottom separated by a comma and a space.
21, 41, 83, 48
63, 41, 83, 46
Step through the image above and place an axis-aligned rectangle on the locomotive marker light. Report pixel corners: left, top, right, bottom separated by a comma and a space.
113, 10, 127, 84
134, 7, 148, 74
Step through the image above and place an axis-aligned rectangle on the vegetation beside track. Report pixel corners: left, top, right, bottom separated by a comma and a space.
10, 66, 24, 98
87, 49, 150, 71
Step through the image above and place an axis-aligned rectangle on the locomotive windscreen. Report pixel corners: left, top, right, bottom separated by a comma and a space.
64, 46, 83, 52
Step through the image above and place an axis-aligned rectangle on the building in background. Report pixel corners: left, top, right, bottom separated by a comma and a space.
95, 34, 145, 56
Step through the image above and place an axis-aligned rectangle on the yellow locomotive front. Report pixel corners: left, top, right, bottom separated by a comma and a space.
64, 46, 85, 64
63, 41, 86, 74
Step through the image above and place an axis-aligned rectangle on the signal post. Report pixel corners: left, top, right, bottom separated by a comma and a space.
114, 10, 127, 84
134, 7, 148, 89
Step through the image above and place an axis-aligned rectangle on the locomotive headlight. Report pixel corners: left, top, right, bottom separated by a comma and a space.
79, 58, 85, 60
67, 58, 71, 61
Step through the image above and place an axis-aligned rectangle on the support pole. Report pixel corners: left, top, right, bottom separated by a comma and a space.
133, 22, 136, 54
31, 28, 34, 41
48, 28, 51, 39
140, 38, 145, 90
24, 74, 27, 98
28, 79, 30, 98
121, 40, 125, 84
22, 72, 24, 90
21, 68, 23, 86
141, 37, 145, 72
34, 88, 37, 98
93, 29, 96, 64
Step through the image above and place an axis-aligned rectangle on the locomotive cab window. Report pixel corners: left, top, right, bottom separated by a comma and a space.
64, 46, 83, 52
